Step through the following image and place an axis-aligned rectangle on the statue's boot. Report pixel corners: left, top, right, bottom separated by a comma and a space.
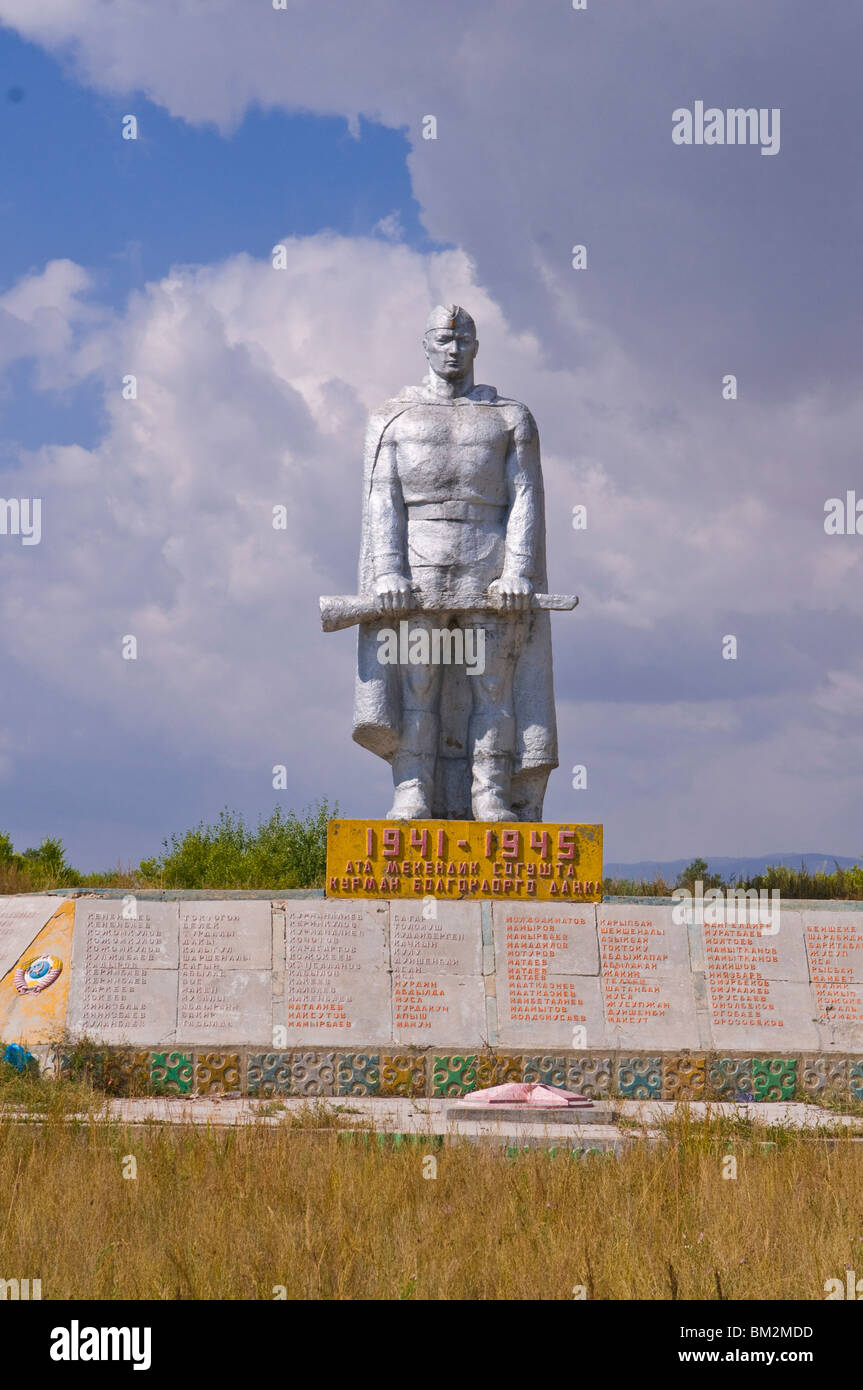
470, 713, 515, 822
510, 766, 550, 821
387, 710, 436, 820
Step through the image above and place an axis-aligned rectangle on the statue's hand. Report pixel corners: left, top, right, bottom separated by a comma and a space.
375, 572, 414, 614
488, 573, 533, 613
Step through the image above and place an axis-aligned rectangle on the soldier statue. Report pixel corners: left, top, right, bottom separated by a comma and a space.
322, 305, 568, 823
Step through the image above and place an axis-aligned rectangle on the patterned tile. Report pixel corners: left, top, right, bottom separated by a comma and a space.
428, 1052, 522, 1095
523, 1055, 567, 1088
752, 1057, 797, 1102
195, 1052, 241, 1096
286, 1052, 335, 1097
100, 1049, 151, 1097
473, 1053, 522, 1090
59, 1045, 149, 1093
707, 1057, 754, 1101
566, 1055, 612, 1100
335, 1053, 380, 1097
662, 1055, 707, 1102
248, 1051, 293, 1096
801, 1057, 848, 1103
380, 1054, 426, 1097
151, 1051, 194, 1096
617, 1056, 661, 1099
432, 1055, 478, 1097
849, 1060, 863, 1102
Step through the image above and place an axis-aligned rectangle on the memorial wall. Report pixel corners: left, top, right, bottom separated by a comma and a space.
2, 891, 863, 1100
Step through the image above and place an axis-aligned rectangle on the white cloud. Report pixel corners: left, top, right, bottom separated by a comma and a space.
0, 259, 107, 386
1, 0, 862, 855
0, 230, 861, 858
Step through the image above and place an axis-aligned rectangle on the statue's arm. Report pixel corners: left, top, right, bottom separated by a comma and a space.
368, 430, 412, 613
489, 407, 540, 611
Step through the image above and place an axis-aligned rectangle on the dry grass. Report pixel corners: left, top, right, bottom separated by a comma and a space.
0, 862, 41, 894
1, 1102, 862, 1299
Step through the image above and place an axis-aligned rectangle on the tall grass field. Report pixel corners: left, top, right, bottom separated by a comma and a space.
1, 1091, 861, 1300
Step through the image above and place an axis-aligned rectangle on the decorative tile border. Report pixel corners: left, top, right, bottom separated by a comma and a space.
566, 1055, 612, 1099
617, 1056, 662, 1099
20, 1047, 863, 1102
194, 1051, 242, 1096
474, 1053, 523, 1090
752, 1057, 797, 1102
523, 1055, 568, 1088
248, 1051, 292, 1095
379, 1054, 426, 1097
662, 1054, 707, 1101
286, 1051, 335, 1097
801, 1057, 848, 1103
56, 1046, 152, 1095
706, 1056, 753, 1101
101, 1049, 151, 1097
432, 1055, 478, 1097
151, 1051, 193, 1095
336, 1053, 380, 1096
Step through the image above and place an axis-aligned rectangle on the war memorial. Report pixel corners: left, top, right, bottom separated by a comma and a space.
2, 306, 862, 1111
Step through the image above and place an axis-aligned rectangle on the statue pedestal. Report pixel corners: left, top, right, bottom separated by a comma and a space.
9, 888, 861, 1101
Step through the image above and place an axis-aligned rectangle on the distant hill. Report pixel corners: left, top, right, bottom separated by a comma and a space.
604, 852, 862, 883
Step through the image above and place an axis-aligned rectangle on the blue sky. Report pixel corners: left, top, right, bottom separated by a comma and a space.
0, 1, 861, 871
0, 21, 444, 867
0, 31, 431, 288
0, 27, 433, 456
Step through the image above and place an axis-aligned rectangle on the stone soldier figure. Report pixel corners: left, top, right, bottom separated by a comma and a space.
349, 304, 560, 822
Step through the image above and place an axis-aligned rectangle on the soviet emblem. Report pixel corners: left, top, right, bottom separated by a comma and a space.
14, 954, 62, 995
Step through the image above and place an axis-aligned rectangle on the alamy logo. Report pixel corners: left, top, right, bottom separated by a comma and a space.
50, 1321, 151, 1371
0, 497, 41, 545
672, 102, 780, 156
825, 1270, 863, 1299
377, 621, 486, 675
824, 492, 863, 535
672, 880, 780, 934
0, 1277, 41, 1299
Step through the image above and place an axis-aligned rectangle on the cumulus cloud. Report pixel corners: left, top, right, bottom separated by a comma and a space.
1, 1, 862, 859
0, 259, 107, 387
0, 231, 860, 862
0, 240, 533, 819
2, 0, 861, 392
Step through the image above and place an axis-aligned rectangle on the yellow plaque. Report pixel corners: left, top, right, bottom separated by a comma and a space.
326, 820, 602, 902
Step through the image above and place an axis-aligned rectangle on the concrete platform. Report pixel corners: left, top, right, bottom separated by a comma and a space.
4, 1096, 862, 1147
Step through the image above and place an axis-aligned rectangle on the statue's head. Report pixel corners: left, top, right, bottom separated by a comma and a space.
423, 304, 478, 382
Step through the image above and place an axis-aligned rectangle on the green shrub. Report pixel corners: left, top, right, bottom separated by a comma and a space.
740, 860, 863, 899
138, 800, 334, 889
0, 835, 80, 890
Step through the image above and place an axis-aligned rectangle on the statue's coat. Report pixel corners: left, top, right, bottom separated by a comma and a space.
351, 380, 559, 819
